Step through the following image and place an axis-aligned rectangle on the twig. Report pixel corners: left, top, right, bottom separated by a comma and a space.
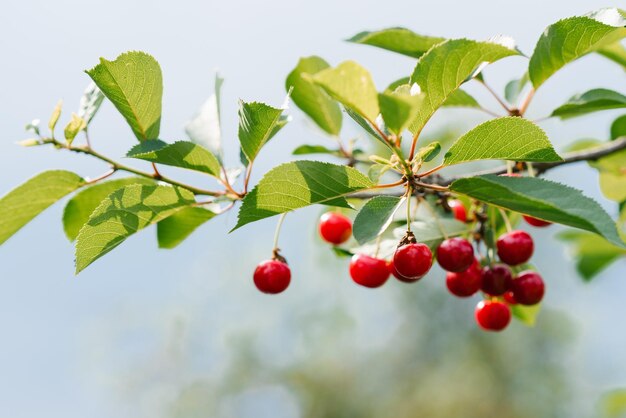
43, 138, 226, 197
478, 79, 511, 113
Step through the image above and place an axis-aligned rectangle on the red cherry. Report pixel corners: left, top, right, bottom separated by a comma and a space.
481, 264, 513, 296
393, 243, 433, 279
388, 259, 421, 283
523, 215, 551, 227
319, 212, 352, 244
436, 237, 474, 272
448, 199, 467, 223
445, 259, 482, 297
496, 230, 534, 266
503, 291, 517, 305
475, 300, 511, 331
511, 271, 545, 305
253, 260, 291, 294
349, 254, 390, 288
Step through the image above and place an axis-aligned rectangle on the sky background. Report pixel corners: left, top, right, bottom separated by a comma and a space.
1, 1, 625, 417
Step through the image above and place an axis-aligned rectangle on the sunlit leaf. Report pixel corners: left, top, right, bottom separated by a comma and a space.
286, 56, 342, 135
529, 8, 626, 88
127, 140, 221, 177
347, 27, 445, 58
63, 177, 155, 241
75, 184, 196, 272
233, 161, 373, 230
312, 61, 380, 121
0, 171, 85, 245
443, 117, 561, 165
409, 39, 520, 134
86, 51, 163, 141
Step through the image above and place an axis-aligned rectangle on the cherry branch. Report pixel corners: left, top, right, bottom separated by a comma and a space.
349, 137, 626, 198
41, 138, 229, 197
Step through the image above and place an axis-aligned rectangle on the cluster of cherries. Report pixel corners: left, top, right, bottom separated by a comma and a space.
253, 201, 547, 332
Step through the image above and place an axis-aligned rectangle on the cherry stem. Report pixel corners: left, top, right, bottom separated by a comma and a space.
506, 161, 514, 175
405, 190, 412, 233
151, 162, 163, 179
498, 208, 513, 232
86, 168, 117, 184
518, 88, 536, 115
478, 79, 511, 113
273, 213, 287, 251
418, 164, 445, 177
375, 179, 405, 189
374, 235, 382, 258
413, 180, 449, 192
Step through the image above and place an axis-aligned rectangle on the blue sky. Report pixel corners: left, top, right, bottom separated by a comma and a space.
0, 1, 625, 416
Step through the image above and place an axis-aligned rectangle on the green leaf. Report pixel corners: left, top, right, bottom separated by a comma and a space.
157, 206, 216, 249
63, 177, 155, 241
238, 100, 286, 164
504, 72, 529, 104
292, 144, 341, 156
127, 140, 221, 177
347, 27, 445, 58
450, 174, 626, 247
233, 161, 373, 230
611, 114, 626, 139
185, 74, 224, 161
367, 164, 390, 183
589, 147, 626, 174
353, 196, 404, 244
415, 142, 441, 163
286, 56, 342, 136
77, 82, 105, 124
63, 113, 86, 144
599, 389, 626, 418
378, 90, 422, 135
25, 119, 41, 136
75, 184, 196, 273
48, 100, 62, 131
409, 39, 520, 134
385, 77, 410, 92
86, 51, 163, 141
551, 89, 626, 119
600, 172, 626, 202
596, 41, 626, 70
0, 170, 85, 245
511, 303, 541, 326
558, 230, 626, 280
529, 9, 626, 88
345, 108, 387, 145
442, 89, 480, 108
312, 61, 380, 121
443, 117, 561, 165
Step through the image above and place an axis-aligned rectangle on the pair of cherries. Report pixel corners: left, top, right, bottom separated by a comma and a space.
253, 212, 354, 294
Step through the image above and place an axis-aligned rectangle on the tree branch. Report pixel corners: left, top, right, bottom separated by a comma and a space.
349, 137, 626, 198
441, 136, 626, 185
